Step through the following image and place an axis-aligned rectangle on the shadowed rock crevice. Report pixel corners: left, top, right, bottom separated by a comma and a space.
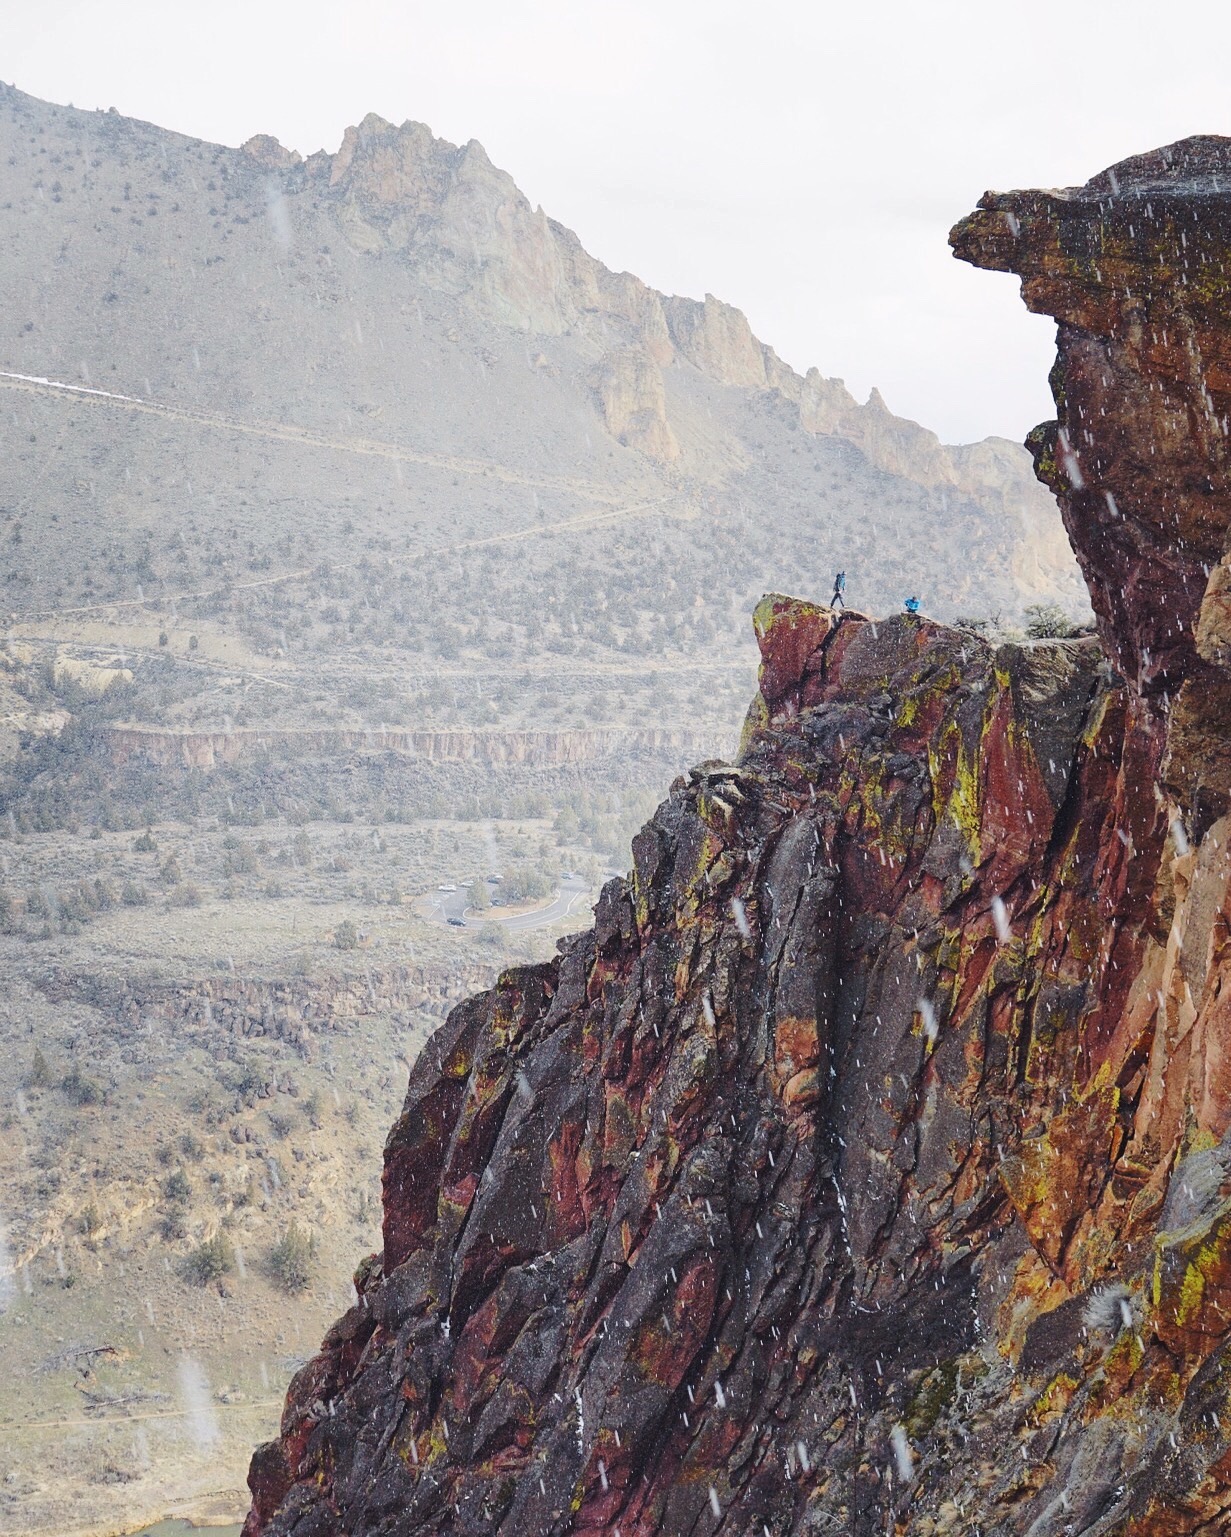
248, 139, 1231, 1535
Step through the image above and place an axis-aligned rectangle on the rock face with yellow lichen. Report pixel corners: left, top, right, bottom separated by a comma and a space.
246, 141, 1231, 1535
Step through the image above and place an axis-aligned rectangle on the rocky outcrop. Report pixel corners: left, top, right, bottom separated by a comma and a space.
953, 137, 1231, 829
592, 347, 680, 462
51, 651, 132, 697
243, 138, 1231, 1536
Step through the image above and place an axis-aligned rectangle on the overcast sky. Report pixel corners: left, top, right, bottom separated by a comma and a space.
7, 1, 1230, 443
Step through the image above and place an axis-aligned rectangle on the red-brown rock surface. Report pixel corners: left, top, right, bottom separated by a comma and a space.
246, 141, 1231, 1535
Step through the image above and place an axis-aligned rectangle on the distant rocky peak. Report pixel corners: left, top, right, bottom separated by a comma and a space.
240, 133, 302, 171
327, 114, 475, 206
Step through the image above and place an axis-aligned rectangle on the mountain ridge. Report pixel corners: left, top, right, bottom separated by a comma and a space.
0, 80, 1077, 603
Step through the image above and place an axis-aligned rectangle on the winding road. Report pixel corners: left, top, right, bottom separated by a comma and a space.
419, 876, 594, 933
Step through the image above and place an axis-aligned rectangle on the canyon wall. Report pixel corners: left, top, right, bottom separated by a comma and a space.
36, 960, 490, 1046
244, 140, 1231, 1535
100, 723, 728, 772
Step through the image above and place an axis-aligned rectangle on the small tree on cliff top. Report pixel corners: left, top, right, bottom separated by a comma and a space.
1024, 603, 1082, 640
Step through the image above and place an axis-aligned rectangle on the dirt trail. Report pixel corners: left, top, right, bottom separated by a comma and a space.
10, 490, 684, 625
11, 1397, 282, 1432
0, 370, 627, 499
5, 365, 687, 624
12, 484, 678, 625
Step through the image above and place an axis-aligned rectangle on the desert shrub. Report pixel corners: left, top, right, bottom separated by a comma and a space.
268, 1221, 315, 1293
62, 1068, 104, 1106
268, 1110, 295, 1140
233, 1063, 265, 1103
160, 1207, 188, 1240
1024, 603, 1083, 640
78, 1201, 103, 1236
121, 880, 149, 907
181, 1231, 235, 1286
167, 882, 203, 907
333, 919, 358, 950
28, 1046, 52, 1087
221, 841, 259, 876
133, 829, 158, 853
159, 854, 183, 886
164, 1168, 191, 1203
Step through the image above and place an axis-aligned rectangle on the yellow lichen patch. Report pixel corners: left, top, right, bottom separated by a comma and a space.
1182, 1126, 1221, 1160
737, 691, 771, 757
674, 823, 728, 926
1152, 1200, 1231, 1357
999, 1075, 1120, 1275
929, 715, 984, 862
1104, 1327, 1144, 1389
996, 1249, 1072, 1363
1025, 1371, 1079, 1428
1084, 1329, 1146, 1418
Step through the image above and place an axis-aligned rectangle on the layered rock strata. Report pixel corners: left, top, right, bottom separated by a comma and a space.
246, 140, 1231, 1535
35, 961, 488, 1044
99, 723, 725, 772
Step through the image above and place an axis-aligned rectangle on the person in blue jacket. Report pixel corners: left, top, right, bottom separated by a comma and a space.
831, 571, 846, 609
904, 596, 920, 615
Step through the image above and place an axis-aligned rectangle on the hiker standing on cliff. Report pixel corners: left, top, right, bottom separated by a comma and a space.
831, 571, 846, 609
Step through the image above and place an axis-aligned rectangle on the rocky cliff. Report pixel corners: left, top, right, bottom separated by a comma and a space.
244, 140, 1231, 1535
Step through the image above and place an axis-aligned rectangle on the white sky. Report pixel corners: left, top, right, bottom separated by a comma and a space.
6, 0, 1231, 443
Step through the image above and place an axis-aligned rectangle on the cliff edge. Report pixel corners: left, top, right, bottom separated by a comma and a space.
244, 139, 1231, 1535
